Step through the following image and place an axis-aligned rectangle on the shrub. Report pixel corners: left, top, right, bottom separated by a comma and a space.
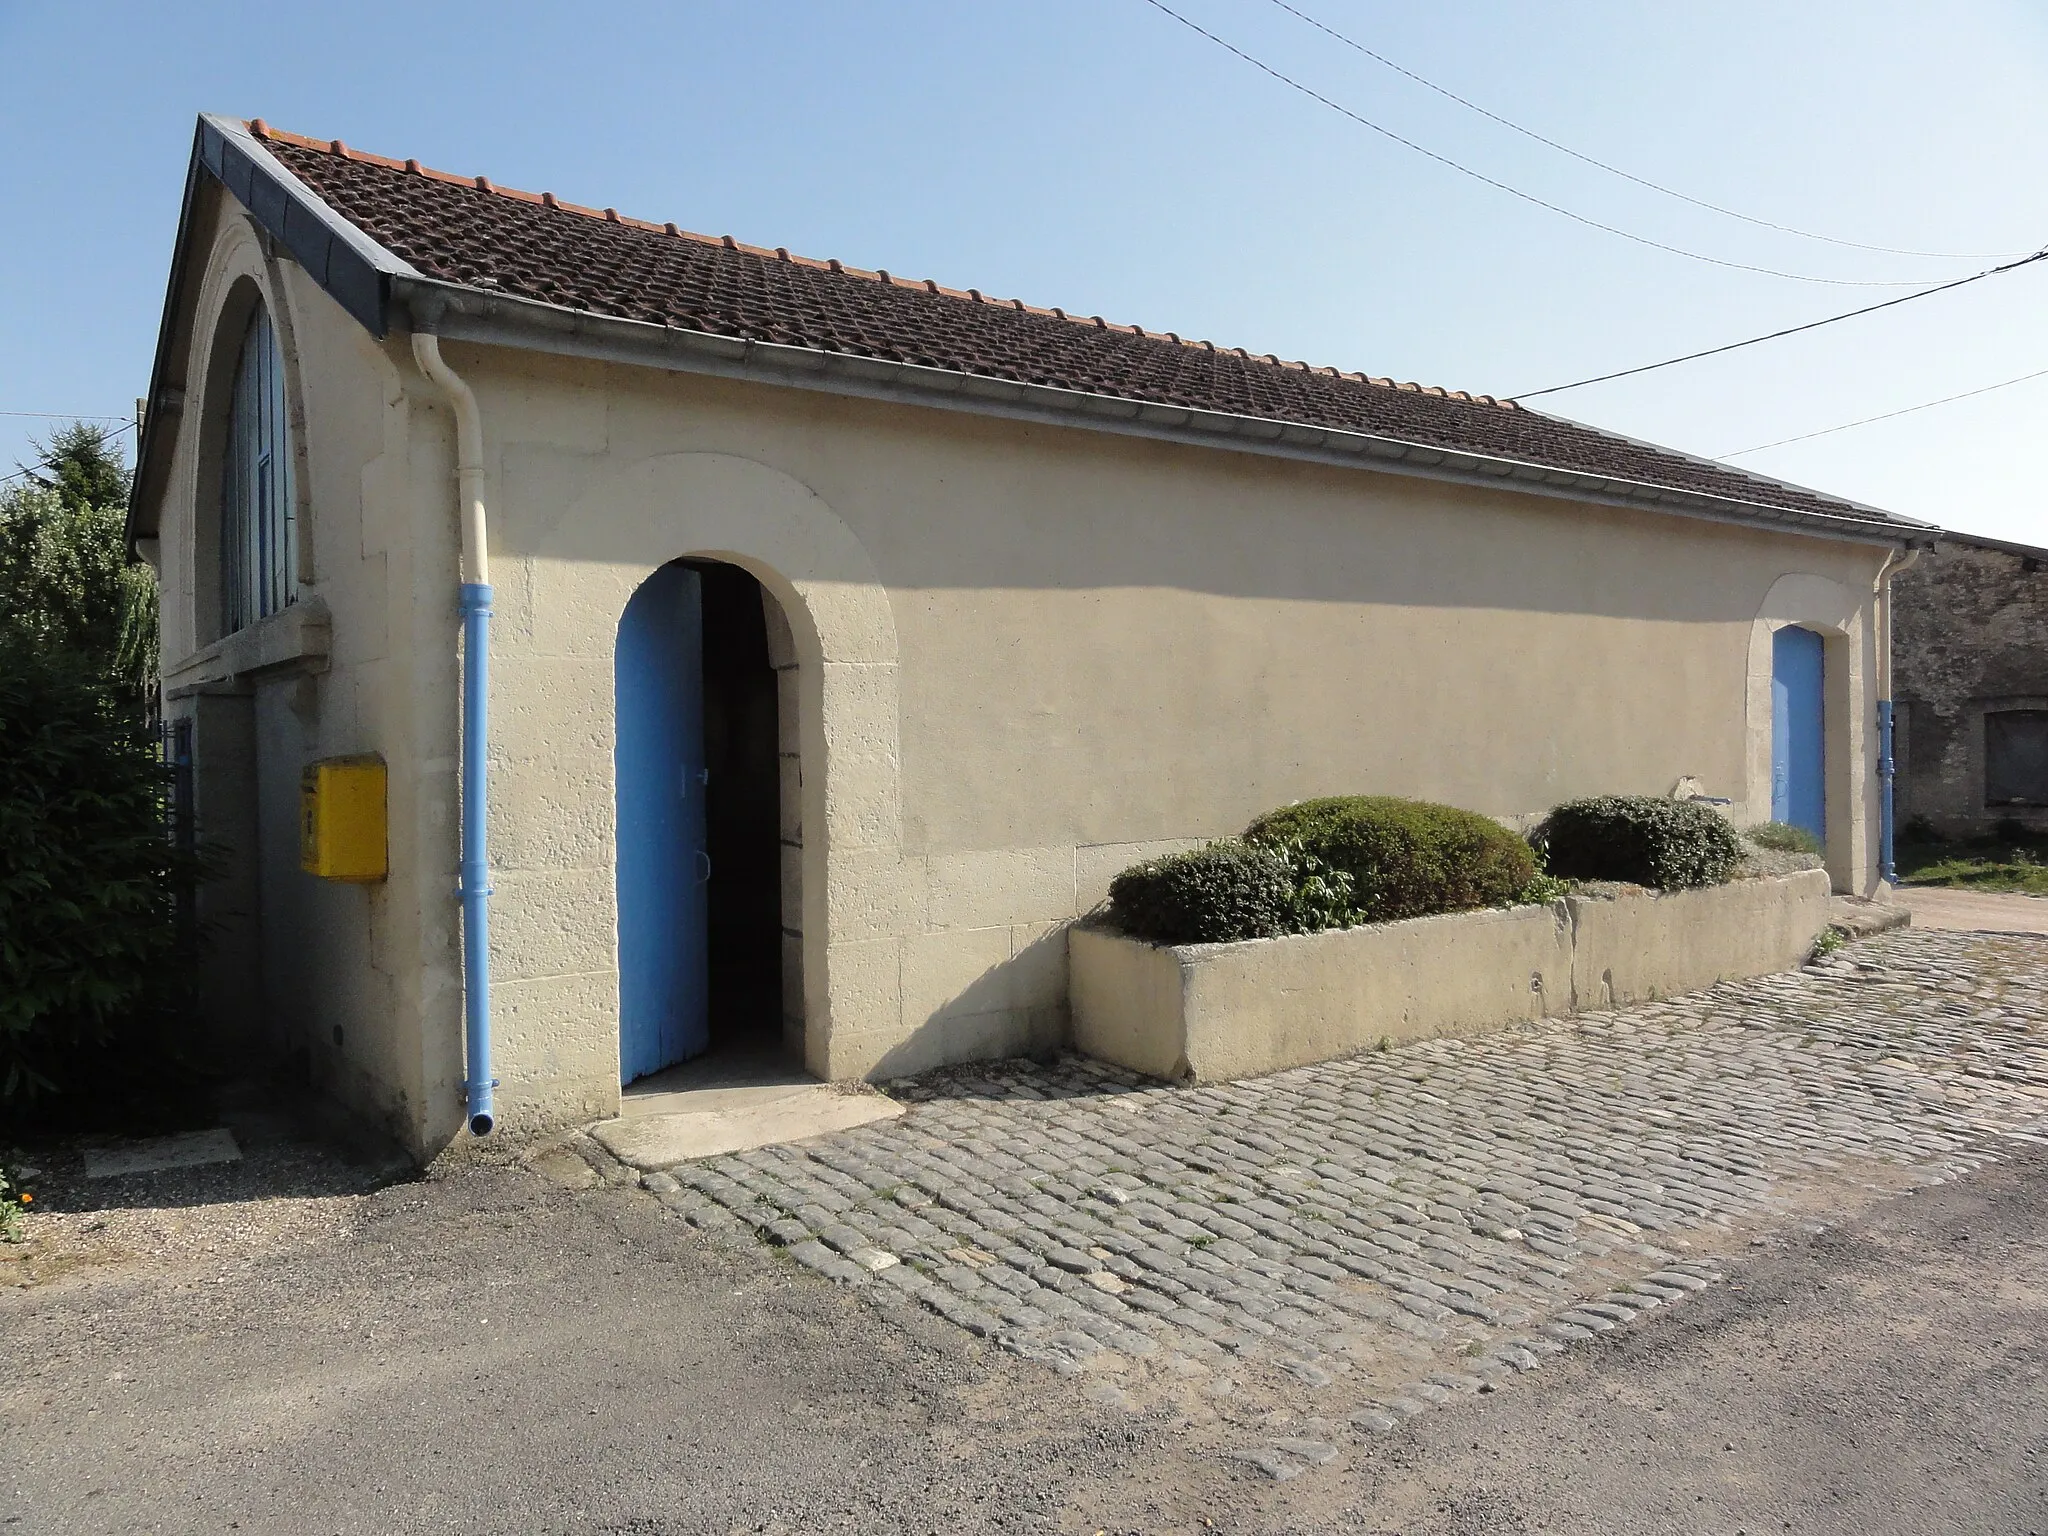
0, 639, 199, 1108
1246, 796, 1537, 922
1539, 795, 1744, 889
1107, 840, 1296, 944
1901, 814, 1938, 844
1513, 869, 1572, 905
1269, 839, 1366, 934
0, 1162, 30, 1244
1747, 821, 1822, 855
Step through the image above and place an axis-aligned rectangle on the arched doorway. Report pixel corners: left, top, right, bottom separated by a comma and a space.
1771, 625, 1827, 843
615, 560, 788, 1085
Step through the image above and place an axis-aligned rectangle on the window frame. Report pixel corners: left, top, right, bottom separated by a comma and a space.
218, 305, 297, 634
1984, 708, 2048, 809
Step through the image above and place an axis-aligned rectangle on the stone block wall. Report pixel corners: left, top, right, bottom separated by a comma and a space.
1892, 536, 2048, 836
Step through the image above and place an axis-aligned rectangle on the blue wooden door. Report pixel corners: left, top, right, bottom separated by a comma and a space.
615, 565, 710, 1083
1771, 625, 1826, 842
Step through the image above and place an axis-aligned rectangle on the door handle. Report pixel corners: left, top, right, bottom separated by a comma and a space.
696, 850, 712, 884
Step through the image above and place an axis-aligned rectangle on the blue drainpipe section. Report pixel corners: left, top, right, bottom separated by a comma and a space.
460, 580, 497, 1136
1877, 699, 1897, 885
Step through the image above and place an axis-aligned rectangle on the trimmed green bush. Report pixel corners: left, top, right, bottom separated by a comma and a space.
1246, 796, 1537, 922
1, 640, 199, 1107
1107, 840, 1297, 944
1540, 795, 1744, 889
1746, 821, 1822, 855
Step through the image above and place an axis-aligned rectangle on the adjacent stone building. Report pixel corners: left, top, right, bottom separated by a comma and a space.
1893, 532, 2048, 836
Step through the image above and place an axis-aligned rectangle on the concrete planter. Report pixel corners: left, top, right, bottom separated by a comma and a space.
1070, 869, 1833, 1082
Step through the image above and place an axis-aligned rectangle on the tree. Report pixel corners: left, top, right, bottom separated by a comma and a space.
0, 638, 196, 1106
1, 421, 158, 707
26, 421, 132, 516
0, 421, 191, 1119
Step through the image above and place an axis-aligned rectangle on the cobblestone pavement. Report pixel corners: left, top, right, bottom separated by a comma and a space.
579, 930, 2048, 1481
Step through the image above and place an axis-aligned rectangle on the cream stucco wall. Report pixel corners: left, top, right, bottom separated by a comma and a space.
448, 343, 1891, 1108
153, 198, 475, 1154
152, 224, 1894, 1155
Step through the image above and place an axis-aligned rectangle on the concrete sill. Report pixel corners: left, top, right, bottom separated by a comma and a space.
164, 597, 331, 698
1071, 869, 1833, 1083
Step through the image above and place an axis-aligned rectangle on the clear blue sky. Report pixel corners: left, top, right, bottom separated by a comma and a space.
3, 0, 2043, 544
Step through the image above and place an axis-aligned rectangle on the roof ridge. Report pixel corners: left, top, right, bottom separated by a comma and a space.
243, 118, 1518, 412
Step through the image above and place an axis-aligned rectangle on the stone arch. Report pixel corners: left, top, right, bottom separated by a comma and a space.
183, 213, 316, 645
156, 214, 326, 1078
1745, 572, 1874, 892
525, 451, 900, 1079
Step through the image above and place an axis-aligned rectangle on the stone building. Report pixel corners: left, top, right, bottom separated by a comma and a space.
129, 115, 1933, 1158
1892, 532, 2048, 836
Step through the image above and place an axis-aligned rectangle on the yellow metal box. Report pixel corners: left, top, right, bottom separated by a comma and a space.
300, 755, 388, 882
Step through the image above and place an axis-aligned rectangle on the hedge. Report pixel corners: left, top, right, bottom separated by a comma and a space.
0, 640, 199, 1110
1246, 796, 1536, 923
1540, 794, 1744, 889
1107, 840, 1298, 945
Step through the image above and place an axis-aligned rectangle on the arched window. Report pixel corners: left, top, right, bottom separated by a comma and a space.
219, 306, 296, 632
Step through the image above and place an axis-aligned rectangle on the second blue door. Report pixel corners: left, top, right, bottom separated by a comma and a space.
615, 564, 710, 1083
1771, 625, 1826, 843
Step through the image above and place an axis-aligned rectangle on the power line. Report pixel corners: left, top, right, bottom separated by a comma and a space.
1506, 246, 2048, 400
0, 420, 137, 488
1140, 0, 1940, 287
1266, 0, 2027, 263
1719, 365, 2048, 458
0, 457, 63, 487
0, 410, 133, 421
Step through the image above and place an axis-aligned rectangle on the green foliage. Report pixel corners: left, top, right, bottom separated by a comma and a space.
1108, 840, 1297, 944
1901, 814, 1938, 843
1897, 823, 2048, 897
1513, 870, 1572, 905
1539, 795, 1744, 890
1246, 796, 1537, 922
0, 1162, 30, 1243
1507, 842, 1572, 906
1105, 834, 1375, 945
27, 421, 132, 514
0, 639, 198, 1106
1747, 821, 1823, 855
1268, 839, 1367, 934
1, 424, 157, 707
1108, 841, 1291, 944
1811, 926, 1846, 961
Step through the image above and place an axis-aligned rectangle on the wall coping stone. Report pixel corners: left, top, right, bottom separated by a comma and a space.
1070, 869, 1833, 1083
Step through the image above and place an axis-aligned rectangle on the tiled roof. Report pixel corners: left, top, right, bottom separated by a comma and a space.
251, 122, 1905, 531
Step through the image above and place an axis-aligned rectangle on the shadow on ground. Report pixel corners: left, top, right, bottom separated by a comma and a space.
3, 1081, 412, 1257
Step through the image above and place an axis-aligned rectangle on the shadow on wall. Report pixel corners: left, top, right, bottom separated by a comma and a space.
856, 923, 1075, 1083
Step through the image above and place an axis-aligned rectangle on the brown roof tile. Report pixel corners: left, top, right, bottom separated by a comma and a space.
252, 123, 1901, 530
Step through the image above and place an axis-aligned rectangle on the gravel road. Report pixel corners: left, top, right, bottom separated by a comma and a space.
1336, 1143, 2048, 1535
4, 1127, 2044, 1534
